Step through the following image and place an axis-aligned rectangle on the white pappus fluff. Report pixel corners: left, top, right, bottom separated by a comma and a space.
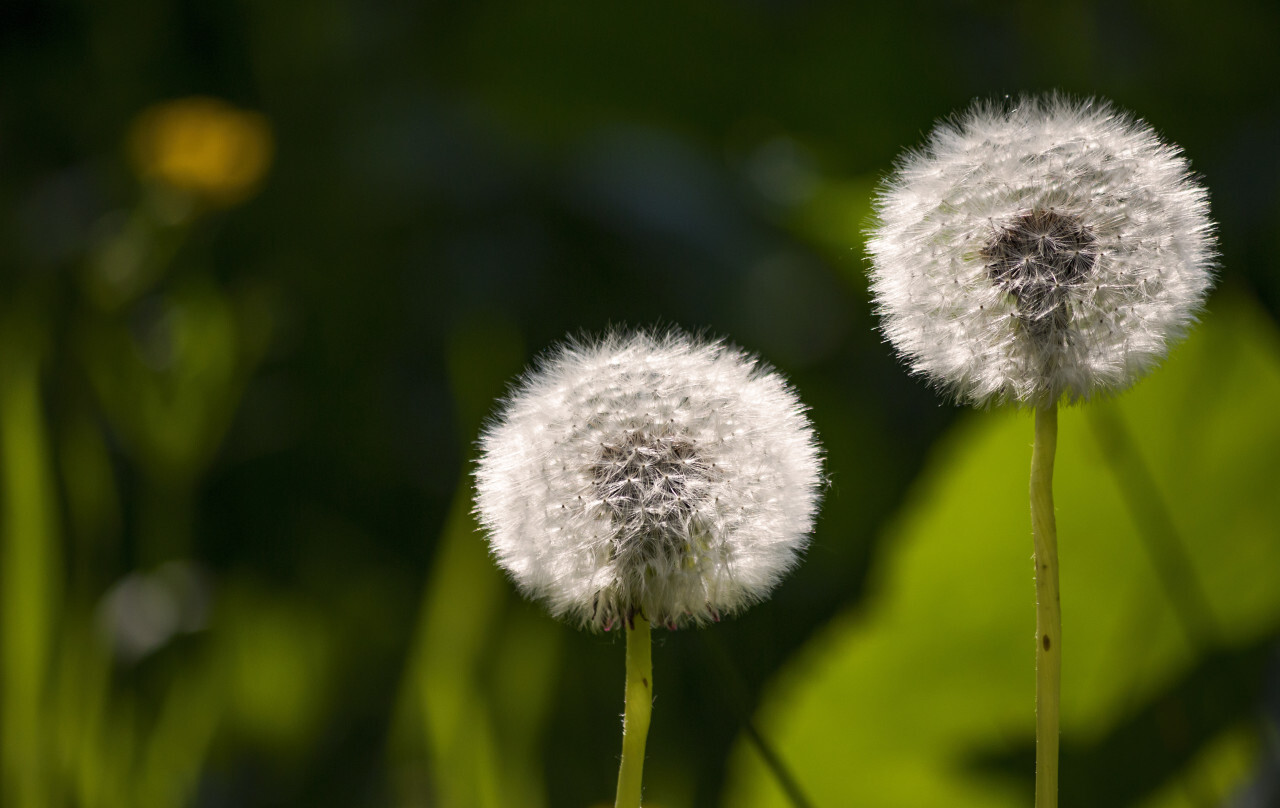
867, 95, 1217, 407
474, 331, 822, 632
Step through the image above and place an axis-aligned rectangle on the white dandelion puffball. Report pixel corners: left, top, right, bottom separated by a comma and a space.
867, 96, 1216, 407
474, 331, 822, 632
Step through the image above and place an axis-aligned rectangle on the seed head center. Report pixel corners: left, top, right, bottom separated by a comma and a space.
593, 428, 707, 548
982, 208, 1098, 335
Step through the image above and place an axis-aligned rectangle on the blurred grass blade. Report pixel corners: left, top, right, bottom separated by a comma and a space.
392, 317, 564, 807
0, 320, 61, 808
51, 618, 112, 808
392, 487, 509, 807
135, 660, 220, 808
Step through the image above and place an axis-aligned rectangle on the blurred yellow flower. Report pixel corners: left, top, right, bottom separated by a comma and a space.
129, 97, 273, 208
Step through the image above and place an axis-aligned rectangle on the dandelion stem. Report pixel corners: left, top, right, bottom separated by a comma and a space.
615, 616, 652, 808
1031, 404, 1061, 808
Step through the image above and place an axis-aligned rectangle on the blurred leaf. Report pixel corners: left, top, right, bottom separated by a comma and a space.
723, 293, 1280, 807
217, 582, 334, 753
1134, 723, 1259, 808
58, 409, 124, 580
80, 278, 250, 480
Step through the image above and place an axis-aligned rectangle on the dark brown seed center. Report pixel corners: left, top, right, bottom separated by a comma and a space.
982, 208, 1098, 338
593, 428, 707, 546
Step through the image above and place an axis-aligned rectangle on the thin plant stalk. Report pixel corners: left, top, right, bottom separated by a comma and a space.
615, 616, 652, 808
1031, 404, 1061, 808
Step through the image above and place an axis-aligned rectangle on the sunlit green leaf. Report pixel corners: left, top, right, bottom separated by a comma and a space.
724, 293, 1280, 807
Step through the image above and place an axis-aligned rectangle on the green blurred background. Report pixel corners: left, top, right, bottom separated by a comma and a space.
3, 1, 1280, 806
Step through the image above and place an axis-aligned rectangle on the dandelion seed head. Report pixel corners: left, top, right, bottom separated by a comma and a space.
866, 95, 1217, 407
474, 330, 822, 631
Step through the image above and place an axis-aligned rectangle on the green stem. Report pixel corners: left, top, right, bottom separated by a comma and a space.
1031, 404, 1061, 808
615, 616, 652, 808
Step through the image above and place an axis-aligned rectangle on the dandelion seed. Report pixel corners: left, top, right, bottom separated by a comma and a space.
867, 95, 1216, 408
474, 330, 822, 632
